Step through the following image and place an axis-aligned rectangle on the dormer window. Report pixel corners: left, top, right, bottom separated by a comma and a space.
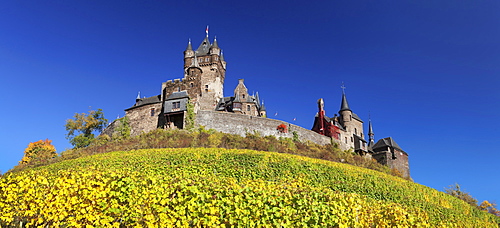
242, 94, 245, 99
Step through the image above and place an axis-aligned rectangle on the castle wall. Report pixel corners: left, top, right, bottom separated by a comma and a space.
391, 148, 410, 179
196, 110, 347, 148
125, 103, 162, 137
373, 147, 410, 179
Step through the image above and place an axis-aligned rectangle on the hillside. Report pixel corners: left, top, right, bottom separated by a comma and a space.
1, 147, 499, 227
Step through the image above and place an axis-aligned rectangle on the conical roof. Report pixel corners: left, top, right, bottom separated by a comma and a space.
368, 119, 374, 136
212, 36, 219, 48
185, 39, 192, 51
339, 92, 351, 112
260, 100, 266, 111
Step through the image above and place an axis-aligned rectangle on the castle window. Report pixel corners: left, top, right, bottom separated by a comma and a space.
205, 85, 208, 92
199, 58, 203, 62
173, 101, 181, 109
215, 56, 218, 61
345, 137, 347, 143
242, 94, 245, 99
247, 105, 251, 111
355, 128, 357, 135
150, 108, 155, 117
178, 87, 181, 92
351, 137, 353, 142
190, 83, 194, 87
350, 115, 352, 121
206, 58, 209, 62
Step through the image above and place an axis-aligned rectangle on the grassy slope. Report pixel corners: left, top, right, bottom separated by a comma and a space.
1, 148, 499, 227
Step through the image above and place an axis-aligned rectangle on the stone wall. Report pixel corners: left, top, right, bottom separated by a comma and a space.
125, 102, 162, 137
196, 110, 349, 149
391, 149, 410, 179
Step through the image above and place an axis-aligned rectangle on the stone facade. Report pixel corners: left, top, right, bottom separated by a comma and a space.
125, 102, 162, 137
371, 137, 410, 178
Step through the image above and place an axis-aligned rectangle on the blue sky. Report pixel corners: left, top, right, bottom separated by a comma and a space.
1, 1, 499, 204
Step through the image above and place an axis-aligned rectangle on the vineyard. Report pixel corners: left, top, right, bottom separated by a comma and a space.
1, 148, 499, 227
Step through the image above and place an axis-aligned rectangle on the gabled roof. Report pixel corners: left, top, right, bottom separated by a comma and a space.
372, 137, 406, 154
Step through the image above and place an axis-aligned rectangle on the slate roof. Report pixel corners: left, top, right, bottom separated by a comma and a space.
372, 137, 406, 154
195, 36, 211, 56
125, 94, 161, 111
352, 113, 363, 122
166, 91, 189, 100
185, 39, 193, 51
339, 93, 351, 112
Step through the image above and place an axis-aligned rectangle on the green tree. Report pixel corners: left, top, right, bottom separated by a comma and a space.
65, 109, 108, 148
444, 183, 478, 207
184, 100, 195, 130
113, 116, 131, 140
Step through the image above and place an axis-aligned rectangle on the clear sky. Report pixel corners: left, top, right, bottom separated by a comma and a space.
1, 1, 499, 204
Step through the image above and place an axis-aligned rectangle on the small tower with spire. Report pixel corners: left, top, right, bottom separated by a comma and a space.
368, 118, 375, 149
338, 84, 353, 128
184, 39, 194, 67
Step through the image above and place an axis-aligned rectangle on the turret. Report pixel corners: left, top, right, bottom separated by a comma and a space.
210, 36, 221, 56
184, 39, 194, 58
339, 90, 353, 125
259, 100, 267, 117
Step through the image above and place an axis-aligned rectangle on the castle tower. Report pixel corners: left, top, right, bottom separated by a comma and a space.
190, 32, 226, 111
337, 85, 365, 152
339, 91, 352, 127
162, 29, 227, 113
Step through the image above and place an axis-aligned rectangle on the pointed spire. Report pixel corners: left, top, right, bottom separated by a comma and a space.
340, 92, 351, 112
212, 36, 219, 48
368, 118, 375, 147
260, 100, 266, 111
255, 91, 261, 108
136, 91, 141, 100
186, 39, 192, 51
220, 51, 225, 61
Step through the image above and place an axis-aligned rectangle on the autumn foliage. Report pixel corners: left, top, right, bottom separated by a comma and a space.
19, 139, 57, 165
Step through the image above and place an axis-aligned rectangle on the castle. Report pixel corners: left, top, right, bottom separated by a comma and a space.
108, 29, 410, 178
